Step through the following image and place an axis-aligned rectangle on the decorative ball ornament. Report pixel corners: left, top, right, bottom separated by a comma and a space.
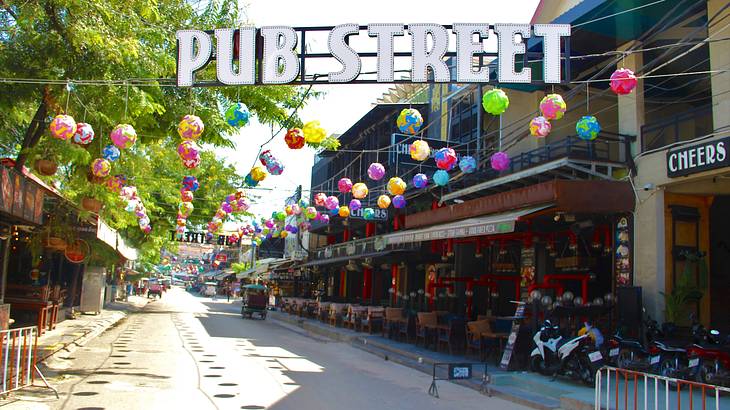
435, 148, 457, 170
49, 115, 77, 140
284, 128, 305, 149
305, 207, 317, 220
142, 225, 152, 234
302, 121, 327, 144
177, 114, 204, 140
177, 140, 200, 161
178, 202, 194, 217
338, 206, 350, 218
244, 173, 258, 187
410, 140, 430, 161
377, 195, 391, 209
106, 174, 126, 193
291, 204, 301, 215
610, 68, 638, 95
319, 214, 330, 224
349, 199, 362, 211
110, 124, 137, 149
225, 103, 250, 127
180, 190, 194, 202
539, 94, 567, 120
367, 163, 386, 181
102, 144, 121, 161
259, 150, 284, 175
396, 108, 424, 135
338, 178, 353, 194
73, 122, 95, 145
91, 158, 111, 178
324, 196, 339, 210
351, 183, 369, 199
392, 195, 406, 209
413, 173, 428, 189
250, 166, 267, 182
482, 89, 510, 115
433, 170, 450, 186
182, 176, 199, 192
299, 222, 311, 232
362, 208, 375, 220
490, 151, 510, 171
459, 156, 477, 173
575, 116, 601, 141
387, 177, 406, 196
182, 156, 201, 169
313, 192, 327, 207
529, 116, 552, 138
285, 205, 293, 216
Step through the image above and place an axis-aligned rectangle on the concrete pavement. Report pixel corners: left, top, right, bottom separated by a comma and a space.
2, 288, 531, 410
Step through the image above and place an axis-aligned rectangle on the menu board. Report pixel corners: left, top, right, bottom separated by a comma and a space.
0, 167, 13, 214
520, 247, 535, 288
615, 216, 632, 286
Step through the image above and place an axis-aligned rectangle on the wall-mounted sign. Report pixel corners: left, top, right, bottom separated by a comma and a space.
350, 207, 388, 221
615, 216, 632, 287
666, 137, 728, 178
0, 166, 44, 225
170, 231, 238, 246
177, 23, 570, 86
215, 253, 228, 262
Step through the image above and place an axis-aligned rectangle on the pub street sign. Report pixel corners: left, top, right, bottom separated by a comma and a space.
177, 23, 571, 86
666, 137, 728, 178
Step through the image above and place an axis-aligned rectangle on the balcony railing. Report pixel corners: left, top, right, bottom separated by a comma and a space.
641, 105, 713, 152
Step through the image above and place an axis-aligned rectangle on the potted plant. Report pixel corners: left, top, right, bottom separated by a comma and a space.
40, 212, 76, 251
661, 250, 708, 326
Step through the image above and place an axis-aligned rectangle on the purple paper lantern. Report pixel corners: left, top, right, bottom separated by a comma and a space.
490, 151, 510, 171
367, 163, 386, 181
413, 173, 428, 189
349, 199, 362, 211
392, 195, 406, 209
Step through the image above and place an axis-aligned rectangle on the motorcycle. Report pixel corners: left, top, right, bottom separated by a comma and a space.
687, 319, 730, 386
613, 318, 662, 372
646, 320, 691, 380
530, 320, 595, 385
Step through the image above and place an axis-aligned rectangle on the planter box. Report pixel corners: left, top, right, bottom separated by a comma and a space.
34, 159, 58, 176
81, 197, 103, 213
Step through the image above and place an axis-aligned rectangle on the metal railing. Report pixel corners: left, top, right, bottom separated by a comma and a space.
594, 366, 730, 410
0, 326, 57, 398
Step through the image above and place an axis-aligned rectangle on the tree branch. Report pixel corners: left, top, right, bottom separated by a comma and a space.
15, 90, 49, 170
0, 0, 18, 20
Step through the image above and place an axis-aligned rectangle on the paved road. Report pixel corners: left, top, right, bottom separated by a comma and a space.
10, 288, 530, 410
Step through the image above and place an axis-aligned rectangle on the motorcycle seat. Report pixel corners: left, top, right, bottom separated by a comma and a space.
654, 341, 685, 352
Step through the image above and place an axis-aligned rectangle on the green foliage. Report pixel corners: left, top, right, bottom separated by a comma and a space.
660, 251, 708, 323
231, 261, 250, 274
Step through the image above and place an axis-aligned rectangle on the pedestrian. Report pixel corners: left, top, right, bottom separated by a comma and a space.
226, 285, 231, 302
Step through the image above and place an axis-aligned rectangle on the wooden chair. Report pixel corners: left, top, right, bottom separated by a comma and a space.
437, 316, 465, 355
480, 319, 509, 361
466, 320, 488, 360
361, 307, 384, 334
382, 308, 402, 338
415, 312, 437, 348
318, 302, 331, 322
329, 303, 346, 327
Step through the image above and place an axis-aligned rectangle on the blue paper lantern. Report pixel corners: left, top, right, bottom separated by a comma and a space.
433, 170, 449, 186
225, 103, 250, 127
413, 173, 428, 189
392, 195, 406, 209
102, 144, 120, 161
459, 156, 477, 173
362, 208, 375, 220
576, 116, 601, 141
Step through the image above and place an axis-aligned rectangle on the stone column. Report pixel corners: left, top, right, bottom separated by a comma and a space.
617, 41, 645, 157
633, 189, 666, 322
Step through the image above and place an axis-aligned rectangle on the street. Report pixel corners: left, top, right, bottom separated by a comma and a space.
10, 288, 529, 410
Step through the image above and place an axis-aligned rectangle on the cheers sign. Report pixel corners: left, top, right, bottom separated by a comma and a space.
176, 23, 570, 86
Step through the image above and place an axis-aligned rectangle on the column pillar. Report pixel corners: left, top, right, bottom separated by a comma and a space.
634, 191, 666, 322
617, 41, 644, 156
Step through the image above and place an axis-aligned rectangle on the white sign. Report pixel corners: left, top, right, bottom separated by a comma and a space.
177, 23, 570, 86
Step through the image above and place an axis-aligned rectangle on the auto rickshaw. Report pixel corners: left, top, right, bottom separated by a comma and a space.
241, 284, 268, 319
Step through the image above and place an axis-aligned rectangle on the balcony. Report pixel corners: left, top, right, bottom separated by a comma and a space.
641, 105, 714, 152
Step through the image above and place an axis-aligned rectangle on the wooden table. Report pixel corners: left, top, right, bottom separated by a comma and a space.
6, 298, 54, 336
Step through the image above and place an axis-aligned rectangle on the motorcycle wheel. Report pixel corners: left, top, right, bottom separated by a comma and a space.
578, 356, 595, 386
530, 355, 548, 375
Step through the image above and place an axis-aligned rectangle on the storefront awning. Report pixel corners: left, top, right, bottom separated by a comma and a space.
385, 204, 553, 245
299, 249, 411, 268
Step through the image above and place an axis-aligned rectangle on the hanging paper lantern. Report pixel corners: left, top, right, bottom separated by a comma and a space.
284, 128, 305, 149
142, 225, 152, 234
124, 200, 137, 212
134, 202, 146, 218
102, 144, 121, 161
610, 68, 638, 95
238, 198, 251, 211
349, 199, 361, 212
91, 158, 111, 178
298, 199, 309, 208
305, 207, 317, 220
410, 140, 430, 161
288, 225, 299, 234
392, 195, 406, 209
302, 120, 327, 144
49, 115, 77, 141
351, 183, 368, 199
387, 177, 406, 196
182, 155, 201, 169
177, 140, 201, 162
276, 211, 287, 221
490, 151, 510, 171
539, 94, 567, 120
377, 195, 391, 209
285, 205, 293, 216
106, 174, 126, 193
325, 196, 339, 210
244, 173, 258, 187
338, 206, 350, 218
299, 221, 311, 231
529, 116, 551, 138
259, 150, 284, 175
313, 192, 327, 207
225, 103, 250, 127
280, 231, 289, 239
264, 219, 276, 229
434, 148, 457, 170
367, 163, 386, 181
110, 124, 137, 149
182, 176, 199, 192
329, 207, 339, 216
362, 208, 375, 220
180, 190, 194, 202
176, 225, 185, 235
319, 214, 330, 224
250, 166, 267, 182
575, 116, 601, 141
120, 186, 138, 200
215, 209, 227, 219
482, 89, 509, 115
253, 237, 262, 246
433, 170, 449, 186
291, 204, 301, 215
337, 178, 353, 194
396, 108, 424, 135
221, 202, 234, 214
459, 156, 477, 173
413, 173, 428, 189
178, 114, 204, 140
73, 122, 95, 145
178, 202, 194, 218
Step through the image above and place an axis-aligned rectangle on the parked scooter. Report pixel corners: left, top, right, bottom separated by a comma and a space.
530, 320, 594, 385
613, 318, 662, 372
687, 318, 730, 387
647, 320, 691, 380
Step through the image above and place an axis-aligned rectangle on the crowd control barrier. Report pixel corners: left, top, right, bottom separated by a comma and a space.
0, 326, 57, 398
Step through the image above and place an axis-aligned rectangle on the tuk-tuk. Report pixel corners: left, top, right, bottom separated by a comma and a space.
241, 284, 268, 319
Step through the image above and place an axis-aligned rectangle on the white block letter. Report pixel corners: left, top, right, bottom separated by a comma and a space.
215, 27, 256, 85
494, 24, 531, 83
177, 30, 213, 87
261, 26, 299, 84
368, 24, 404, 82
453, 23, 490, 82
533, 24, 571, 83
328, 24, 361, 83
409, 24, 450, 82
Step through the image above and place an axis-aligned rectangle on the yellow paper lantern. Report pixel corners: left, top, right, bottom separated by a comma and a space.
377, 195, 391, 209
351, 182, 369, 199
303, 121, 327, 144
250, 166, 267, 182
338, 206, 350, 218
410, 140, 430, 161
387, 177, 406, 196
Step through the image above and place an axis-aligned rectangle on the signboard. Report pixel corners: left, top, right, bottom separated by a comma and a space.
499, 302, 526, 370
385, 220, 514, 245
349, 207, 388, 221
0, 166, 44, 224
170, 230, 239, 246
215, 253, 228, 263
615, 216, 632, 287
447, 363, 472, 380
177, 24, 570, 86
666, 137, 728, 178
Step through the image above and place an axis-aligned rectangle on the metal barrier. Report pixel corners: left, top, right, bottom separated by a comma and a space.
0, 326, 57, 398
595, 366, 730, 410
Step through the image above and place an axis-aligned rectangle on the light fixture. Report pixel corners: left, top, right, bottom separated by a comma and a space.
453, 199, 464, 204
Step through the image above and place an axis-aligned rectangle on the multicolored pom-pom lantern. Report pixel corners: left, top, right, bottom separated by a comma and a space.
285, 205, 293, 216
250, 166, 267, 182
325, 196, 339, 210
413, 173, 428, 189
284, 128, 305, 149
302, 121, 327, 144
349, 199, 362, 211
276, 211, 287, 221
609, 68, 638, 95
392, 195, 406, 209
177, 140, 200, 161
539, 94, 567, 120
396, 108, 424, 135
177, 218, 187, 227
259, 150, 284, 175
410, 140, 430, 161
49, 115, 77, 141
182, 176, 199, 192
362, 208, 375, 220
433, 170, 449, 186
73, 123, 95, 145
299, 222, 311, 232
352, 183, 369, 199
575, 116, 601, 141
490, 151, 510, 171
313, 192, 327, 207
182, 156, 201, 169
291, 204, 301, 215
220, 202, 233, 215
367, 163, 386, 181
178, 114, 204, 140
305, 207, 317, 220
102, 144, 120, 161
529, 116, 552, 138
110, 124, 137, 149
179, 202, 194, 218
482, 89, 510, 115
435, 148, 457, 170
329, 207, 339, 216
319, 214, 330, 224
338, 178, 353, 194
238, 198, 251, 211
459, 156, 477, 173
225, 103, 250, 127
338, 206, 350, 218
264, 219, 275, 229
377, 195, 391, 209
387, 177, 406, 196
181, 190, 194, 202
244, 173, 258, 187
106, 174, 126, 193
91, 158, 111, 178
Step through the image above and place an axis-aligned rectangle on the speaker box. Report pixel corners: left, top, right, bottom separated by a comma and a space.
617, 286, 642, 328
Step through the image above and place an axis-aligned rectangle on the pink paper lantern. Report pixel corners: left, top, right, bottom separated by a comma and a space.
110, 124, 137, 149
337, 178, 353, 194
314, 193, 327, 207
529, 116, 551, 138
490, 151, 510, 171
434, 148, 457, 170
610, 68, 638, 95
49, 115, 77, 141
367, 163, 386, 181
325, 196, 339, 210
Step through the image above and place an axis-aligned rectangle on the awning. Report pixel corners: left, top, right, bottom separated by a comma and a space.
299, 249, 411, 268
385, 204, 553, 245
235, 258, 281, 279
